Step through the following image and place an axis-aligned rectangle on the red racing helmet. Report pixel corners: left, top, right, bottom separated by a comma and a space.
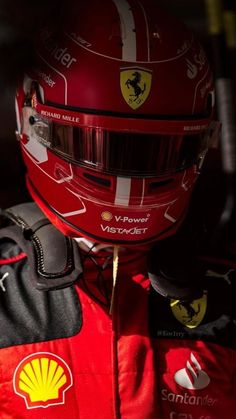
15, 0, 216, 246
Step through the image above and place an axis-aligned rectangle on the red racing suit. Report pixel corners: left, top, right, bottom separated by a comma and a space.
0, 205, 236, 419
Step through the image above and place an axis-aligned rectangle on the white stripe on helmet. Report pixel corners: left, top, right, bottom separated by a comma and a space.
115, 176, 131, 206
112, 0, 137, 61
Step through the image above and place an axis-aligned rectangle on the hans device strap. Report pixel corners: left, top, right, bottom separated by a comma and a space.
0, 202, 83, 290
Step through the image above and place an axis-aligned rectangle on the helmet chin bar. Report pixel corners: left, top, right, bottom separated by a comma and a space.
26, 175, 188, 247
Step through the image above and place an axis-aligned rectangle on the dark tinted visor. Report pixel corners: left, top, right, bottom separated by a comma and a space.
26, 111, 212, 177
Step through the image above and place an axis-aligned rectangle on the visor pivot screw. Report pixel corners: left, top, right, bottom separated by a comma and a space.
29, 116, 35, 125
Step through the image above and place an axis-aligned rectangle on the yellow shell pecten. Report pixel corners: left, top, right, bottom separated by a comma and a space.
19, 357, 66, 402
14, 352, 72, 408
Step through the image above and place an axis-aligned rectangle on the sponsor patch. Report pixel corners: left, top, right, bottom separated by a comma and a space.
13, 352, 73, 409
120, 67, 152, 109
170, 292, 207, 329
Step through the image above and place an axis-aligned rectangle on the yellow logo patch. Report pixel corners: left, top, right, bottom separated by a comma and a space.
170, 292, 207, 329
101, 211, 113, 221
13, 352, 73, 409
120, 67, 152, 109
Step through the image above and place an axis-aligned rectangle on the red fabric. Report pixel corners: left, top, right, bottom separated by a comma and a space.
0, 250, 235, 418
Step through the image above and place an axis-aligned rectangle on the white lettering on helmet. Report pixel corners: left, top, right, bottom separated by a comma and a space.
101, 225, 148, 235
41, 110, 61, 120
40, 110, 80, 124
114, 215, 149, 223
183, 124, 208, 131
35, 69, 56, 87
40, 30, 77, 68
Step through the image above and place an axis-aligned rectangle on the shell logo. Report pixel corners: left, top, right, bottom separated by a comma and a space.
13, 352, 73, 409
101, 211, 113, 221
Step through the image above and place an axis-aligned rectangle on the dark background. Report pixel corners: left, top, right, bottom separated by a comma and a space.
0, 0, 235, 229
0, 0, 64, 207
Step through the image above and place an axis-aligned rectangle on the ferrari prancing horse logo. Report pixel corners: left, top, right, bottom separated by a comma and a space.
120, 67, 152, 109
170, 292, 207, 329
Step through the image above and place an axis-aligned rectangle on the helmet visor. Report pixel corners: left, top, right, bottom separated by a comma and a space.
24, 108, 213, 177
